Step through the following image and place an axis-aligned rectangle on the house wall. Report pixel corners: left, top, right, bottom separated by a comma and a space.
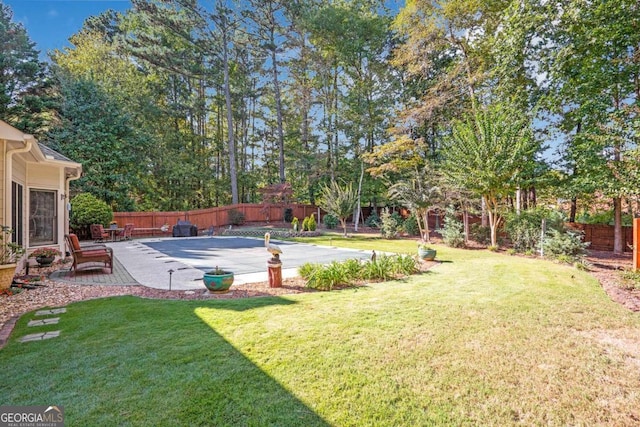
26, 161, 66, 250
0, 123, 81, 269
27, 163, 60, 189
0, 142, 5, 226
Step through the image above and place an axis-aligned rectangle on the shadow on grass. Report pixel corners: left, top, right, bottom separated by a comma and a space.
190, 297, 330, 426
198, 293, 299, 312
0, 295, 330, 426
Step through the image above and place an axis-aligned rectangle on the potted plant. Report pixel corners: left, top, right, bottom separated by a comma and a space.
203, 266, 234, 293
418, 243, 437, 261
29, 247, 62, 267
0, 225, 25, 291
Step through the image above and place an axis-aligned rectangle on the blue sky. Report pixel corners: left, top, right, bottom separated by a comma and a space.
5, 0, 404, 60
4, 0, 132, 59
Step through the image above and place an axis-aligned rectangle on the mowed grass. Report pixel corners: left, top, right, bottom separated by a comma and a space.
2, 239, 640, 426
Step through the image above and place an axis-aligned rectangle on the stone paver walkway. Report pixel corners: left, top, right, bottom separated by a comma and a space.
20, 331, 61, 343
16, 307, 67, 344
35, 308, 67, 315
28, 317, 59, 326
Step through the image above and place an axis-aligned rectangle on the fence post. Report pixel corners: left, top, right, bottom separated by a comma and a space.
634, 218, 640, 272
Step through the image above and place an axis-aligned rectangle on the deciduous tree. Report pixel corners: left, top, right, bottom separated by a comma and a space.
441, 105, 539, 248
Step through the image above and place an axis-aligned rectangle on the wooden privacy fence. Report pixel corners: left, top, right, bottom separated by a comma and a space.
113, 203, 323, 237
566, 223, 633, 252
115, 206, 632, 253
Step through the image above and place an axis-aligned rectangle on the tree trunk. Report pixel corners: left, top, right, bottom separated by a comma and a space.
481, 197, 488, 227
422, 210, 430, 243
271, 29, 285, 184
354, 161, 364, 232
569, 197, 577, 223
613, 197, 624, 254
415, 209, 425, 242
222, 17, 238, 204
486, 197, 499, 248
463, 210, 470, 244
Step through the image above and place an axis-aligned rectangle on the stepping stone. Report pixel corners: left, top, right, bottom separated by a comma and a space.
28, 317, 60, 327
35, 308, 66, 316
20, 331, 61, 343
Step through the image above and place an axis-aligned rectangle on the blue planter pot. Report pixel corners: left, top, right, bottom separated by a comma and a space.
418, 248, 436, 261
203, 271, 234, 293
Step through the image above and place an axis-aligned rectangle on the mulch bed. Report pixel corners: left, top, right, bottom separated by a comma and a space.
584, 250, 640, 312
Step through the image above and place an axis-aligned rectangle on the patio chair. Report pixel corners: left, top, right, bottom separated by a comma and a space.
65, 233, 113, 274
90, 224, 109, 243
118, 223, 134, 241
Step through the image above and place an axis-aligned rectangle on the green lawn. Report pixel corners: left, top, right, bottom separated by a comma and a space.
1, 239, 639, 426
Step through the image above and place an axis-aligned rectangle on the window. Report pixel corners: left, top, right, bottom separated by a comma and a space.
30, 190, 57, 245
12, 182, 23, 246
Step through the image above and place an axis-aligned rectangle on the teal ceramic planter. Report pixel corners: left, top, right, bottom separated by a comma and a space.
418, 247, 436, 261
203, 270, 234, 293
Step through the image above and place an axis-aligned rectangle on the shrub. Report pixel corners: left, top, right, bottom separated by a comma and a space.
0, 226, 24, 264
323, 214, 338, 229
284, 208, 294, 223
228, 209, 245, 225
298, 262, 319, 280
619, 269, 640, 290
364, 210, 381, 228
470, 223, 491, 245
70, 193, 113, 237
302, 216, 310, 231
305, 261, 351, 291
308, 214, 317, 231
341, 258, 364, 278
361, 255, 395, 281
391, 211, 404, 227
302, 255, 419, 290
380, 208, 402, 239
402, 215, 420, 236
542, 229, 589, 262
504, 210, 543, 253
390, 254, 420, 276
504, 208, 565, 253
442, 206, 465, 248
